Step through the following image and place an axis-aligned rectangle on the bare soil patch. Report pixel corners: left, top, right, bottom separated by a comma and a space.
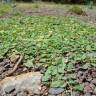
19, 7, 96, 25
1, 7, 96, 25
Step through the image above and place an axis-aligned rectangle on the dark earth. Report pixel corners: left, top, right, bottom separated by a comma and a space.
0, 54, 96, 95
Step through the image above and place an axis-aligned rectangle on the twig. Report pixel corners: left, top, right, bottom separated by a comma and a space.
7, 55, 23, 76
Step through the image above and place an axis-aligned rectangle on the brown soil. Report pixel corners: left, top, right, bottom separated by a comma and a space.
0, 56, 96, 96
1, 7, 96, 25
22, 8, 96, 25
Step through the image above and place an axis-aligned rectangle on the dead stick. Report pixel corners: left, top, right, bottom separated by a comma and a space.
7, 55, 23, 76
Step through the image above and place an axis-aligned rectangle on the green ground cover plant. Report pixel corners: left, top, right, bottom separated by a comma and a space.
0, 16, 96, 94
69, 6, 87, 15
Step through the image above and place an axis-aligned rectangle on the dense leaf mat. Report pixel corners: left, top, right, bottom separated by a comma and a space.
0, 16, 96, 95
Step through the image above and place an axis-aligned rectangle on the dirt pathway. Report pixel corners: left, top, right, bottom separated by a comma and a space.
0, 7, 96, 25
19, 7, 96, 25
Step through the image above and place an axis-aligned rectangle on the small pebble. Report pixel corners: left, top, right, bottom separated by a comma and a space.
87, 76, 92, 82
84, 85, 93, 93
84, 93, 91, 96
0, 85, 3, 95
77, 71, 83, 77
93, 88, 96, 94
4, 85, 15, 94
17, 91, 27, 96
0, 62, 5, 67
89, 83, 95, 90
0, 66, 5, 74
92, 71, 96, 78
92, 79, 96, 85
72, 91, 80, 96
3, 59, 10, 64
49, 88, 64, 95
23, 67, 27, 72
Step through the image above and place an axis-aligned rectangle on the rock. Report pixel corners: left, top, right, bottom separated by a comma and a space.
93, 88, 96, 94
84, 82, 89, 86
16, 90, 28, 96
84, 92, 91, 96
84, 83, 95, 93
92, 70, 96, 78
49, 88, 64, 95
92, 79, 96, 85
84, 85, 93, 93
3, 59, 10, 64
4, 85, 15, 94
0, 66, 5, 74
72, 91, 80, 96
23, 67, 27, 72
0, 85, 4, 95
0, 62, 5, 67
77, 71, 83, 77
0, 72, 42, 95
0, 75, 3, 81
89, 83, 95, 90
87, 76, 92, 82
17, 92, 24, 96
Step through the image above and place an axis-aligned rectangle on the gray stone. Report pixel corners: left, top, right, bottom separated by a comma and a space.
93, 88, 96, 94
92, 79, 96, 85
0, 72, 42, 95
72, 92, 79, 96
87, 76, 92, 82
0, 62, 5, 67
84, 85, 93, 93
0, 67, 5, 74
77, 71, 83, 77
84, 93, 91, 96
4, 85, 15, 93
0, 86, 4, 95
3, 59, 10, 64
23, 67, 27, 72
17, 91, 27, 96
49, 88, 64, 95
